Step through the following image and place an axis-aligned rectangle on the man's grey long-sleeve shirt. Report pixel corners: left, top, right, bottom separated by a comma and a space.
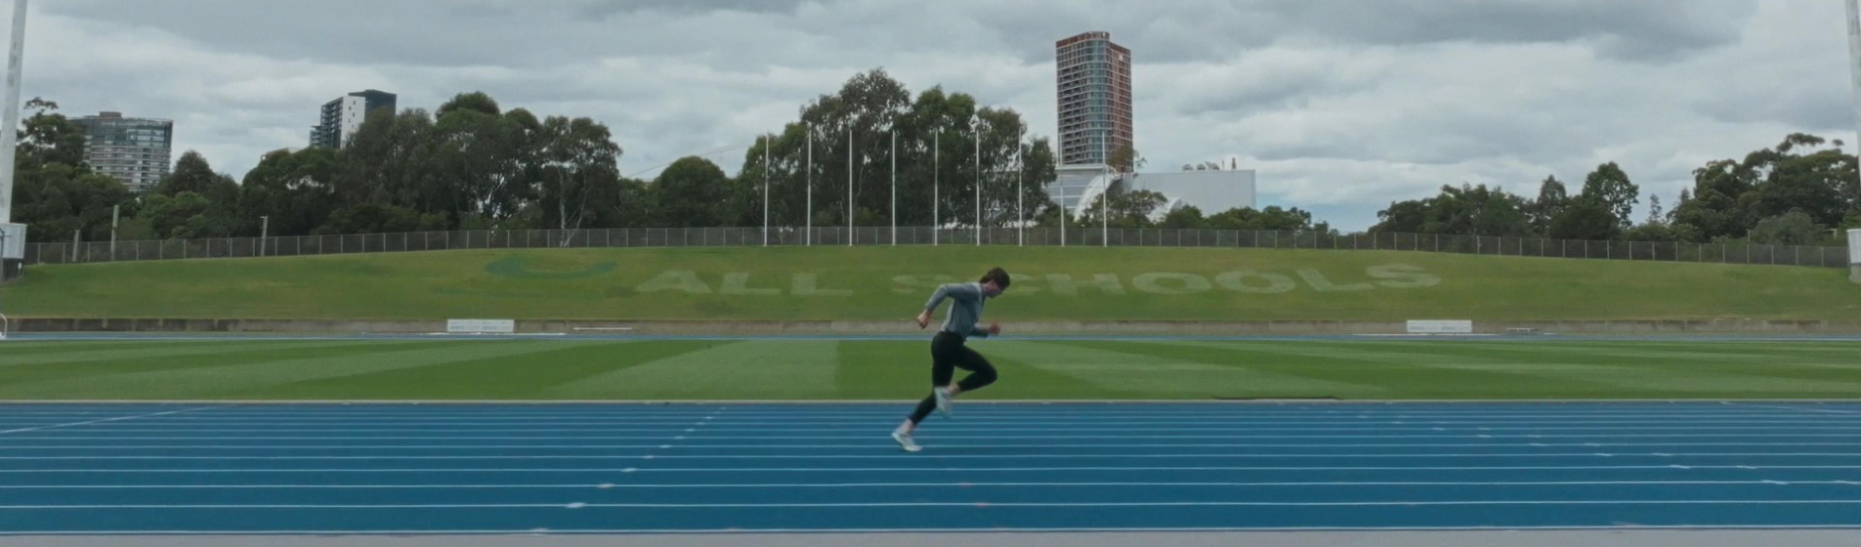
924, 282, 989, 339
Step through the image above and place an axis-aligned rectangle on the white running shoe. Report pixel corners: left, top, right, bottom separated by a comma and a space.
892, 431, 922, 453
934, 387, 954, 419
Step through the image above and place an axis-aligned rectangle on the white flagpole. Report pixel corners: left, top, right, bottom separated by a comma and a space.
762, 133, 770, 247
890, 130, 896, 246
0, 0, 28, 225
806, 124, 813, 247
1016, 142, 1024, 247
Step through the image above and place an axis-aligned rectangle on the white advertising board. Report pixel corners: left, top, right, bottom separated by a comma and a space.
447, 319, 516, 334
1407, 320, 1474, 335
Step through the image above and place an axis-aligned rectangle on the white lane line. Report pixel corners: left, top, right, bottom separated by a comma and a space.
1, 442, 1858, 450
4, 499, 1861, 510
24, 418, 1856, 426
1734, 404, 1861, 416
0, 452, 1856, 461
8, 464, 1861, 473
15, 425, 1861, 434
7, 524, 1861, 535
0, 407, 218, 435
4, 480, 1853, 489
9, 410, 1848, 418
6, 432, 1861, 440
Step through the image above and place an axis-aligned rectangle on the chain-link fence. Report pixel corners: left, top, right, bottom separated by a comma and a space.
21, 227, 1853, 269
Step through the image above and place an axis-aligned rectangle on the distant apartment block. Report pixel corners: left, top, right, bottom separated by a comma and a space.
73, 112, 173, 193
1056, 31, 1132, 166
309, 90, 397, 149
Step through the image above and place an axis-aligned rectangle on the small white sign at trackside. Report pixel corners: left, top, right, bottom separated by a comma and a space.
1407, 320, 1474, 335
448, 319, 516, 334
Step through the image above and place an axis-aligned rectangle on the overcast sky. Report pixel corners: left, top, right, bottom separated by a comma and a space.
12, 0, 1858, 229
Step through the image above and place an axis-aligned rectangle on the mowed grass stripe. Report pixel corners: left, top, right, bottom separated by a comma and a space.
1434, 342, 1861, 389
236, 341, 716, 400
1450, 341, 1844, 363
0, 340, 241, 357
1086, 339, 1426, 396
1358, 342, 1861, 396
0, 339, 1856, 401
0, 340, 360, 368
547, 341, 838, 400
0, 340, 434, 388
1450, 340, 1861, 378
1586, 341, 1861, 359
962, 341, 1136, 400
0, 341, 575, 400
1019, 340, 1388, 399
970, 340, 1367, 399
830, 341, 921, 398
830, 340, 1120, 400
1325, 341, 1861, 395
1157, 341, 1628, 399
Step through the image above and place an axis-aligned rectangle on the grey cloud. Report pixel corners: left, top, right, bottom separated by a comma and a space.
1698, 90, 1850, 131
47, 0, 1756, 78
44, 0, 936, 70
1169, 49, 1395, 118
970, 0, 1757, 65
575, 0, 821, 17
46, 1, 758, 67
1273, 0, 1755, 59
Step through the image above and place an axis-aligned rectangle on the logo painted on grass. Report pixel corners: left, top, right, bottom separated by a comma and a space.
484, 257, 618, 280
893, 264, 1440, 296
631, 272, 855, 297
615, 265, 1440, 297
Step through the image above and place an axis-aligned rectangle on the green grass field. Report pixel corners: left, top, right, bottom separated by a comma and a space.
4, 338, 1858, 401
2, 247, 1858, 321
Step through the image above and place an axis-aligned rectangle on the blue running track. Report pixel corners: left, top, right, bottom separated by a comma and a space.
1, 402, 1859, 535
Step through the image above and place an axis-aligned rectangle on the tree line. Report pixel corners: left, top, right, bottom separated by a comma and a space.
9, 69, 1328, 245
1372, 133, 1861, 246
